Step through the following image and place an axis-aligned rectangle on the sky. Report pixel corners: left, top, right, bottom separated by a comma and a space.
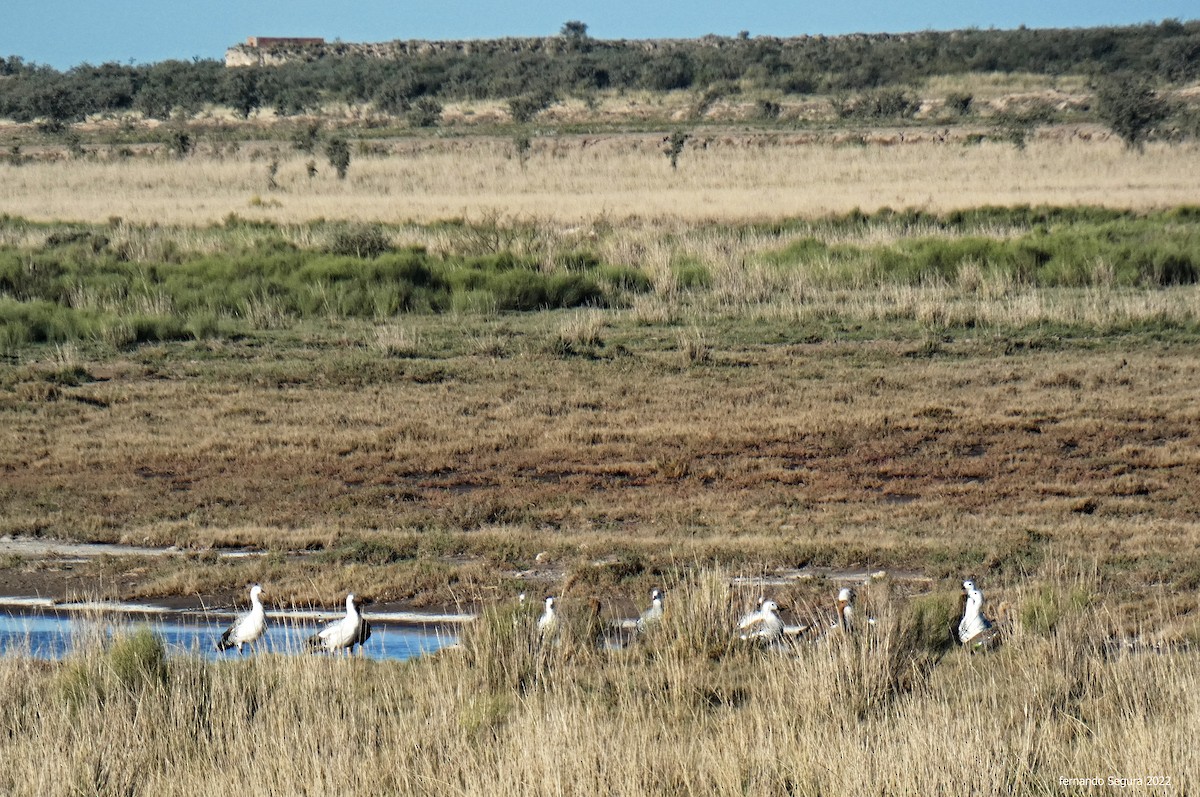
2, 0, 1197, 70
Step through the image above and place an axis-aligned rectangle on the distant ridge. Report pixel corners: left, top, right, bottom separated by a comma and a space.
225, 30, 964, 67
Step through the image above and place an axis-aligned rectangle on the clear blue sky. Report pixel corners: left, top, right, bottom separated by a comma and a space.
3, 1, 1197, 70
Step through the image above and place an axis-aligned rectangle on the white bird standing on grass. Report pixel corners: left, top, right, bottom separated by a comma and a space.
215, 583, 267, 654
306, 593, 372, 654
957, 579, 1000, 651
738, 599, 785, 641
836, 587, 857, 631
537, 596, 558, 639
636, 588, 664, 632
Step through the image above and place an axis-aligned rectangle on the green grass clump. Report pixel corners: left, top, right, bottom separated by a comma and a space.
761, 214, 1200, 288
59, 625, 170, 708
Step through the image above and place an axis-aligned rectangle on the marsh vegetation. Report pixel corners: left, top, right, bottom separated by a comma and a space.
1, 30, 1199, 792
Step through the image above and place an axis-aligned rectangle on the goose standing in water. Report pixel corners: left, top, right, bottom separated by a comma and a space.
738, 599, 785, 641
215, 583, 267, 654
957, 579, 1000, 651
636, 588, 664, 633
306, 593, 372, 654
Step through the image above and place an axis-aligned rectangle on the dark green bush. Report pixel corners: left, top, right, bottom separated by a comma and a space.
1095, 73, 1173, 151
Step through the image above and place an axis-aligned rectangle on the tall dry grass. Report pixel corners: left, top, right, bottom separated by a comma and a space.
0, 568, 1195, 796
2, 136, 1199, 226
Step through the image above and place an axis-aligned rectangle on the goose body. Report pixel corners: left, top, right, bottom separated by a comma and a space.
958, 579, 999, 650
636, 588, 664, 632
537, 596, 558, 638
737, 596, 766, 631
216, 584, 266, 654
306, 593, 371, 654
739, 599, 784, 641
836, 587, 857, 631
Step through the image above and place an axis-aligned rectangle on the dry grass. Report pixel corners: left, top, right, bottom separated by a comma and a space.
2, 302, 1199, 621
2, 135, 1199, 226
0, 569, 1196, 796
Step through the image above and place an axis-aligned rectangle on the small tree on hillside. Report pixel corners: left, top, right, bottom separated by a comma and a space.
326, 136, 351, 179
1095, 74, 1172, 152
664, 130, 690, 170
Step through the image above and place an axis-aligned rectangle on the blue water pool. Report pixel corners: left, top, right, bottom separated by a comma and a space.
0, 611, 457, 661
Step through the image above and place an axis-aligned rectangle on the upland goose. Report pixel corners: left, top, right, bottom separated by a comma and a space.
636, 588, 664, 632
738, 599, 785, 641
306, 593, 371, 654
537, 596, 558, 639
215, 583, 266, 654
958, 579, 1000, 651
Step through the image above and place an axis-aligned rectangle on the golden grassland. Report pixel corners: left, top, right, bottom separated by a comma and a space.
3, 134, 1200, 226
0, 571, 1196, 796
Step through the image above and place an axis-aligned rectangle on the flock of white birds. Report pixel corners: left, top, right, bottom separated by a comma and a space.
214, 578, 1000, 656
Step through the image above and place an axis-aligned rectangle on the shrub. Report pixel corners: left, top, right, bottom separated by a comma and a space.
327, 224, 392, 258
408, 97, 443, 128
1095, 73, 1173, 151
994, 104, 1054, 150
945, 92, 973, 116
840, 88, 920, 119
507, 91, 556, 124
291, 121, 321, 153
165, 128, 194, 158
325, 136, 351, 179
756, 99, 782, 120
664, 131, 690, 170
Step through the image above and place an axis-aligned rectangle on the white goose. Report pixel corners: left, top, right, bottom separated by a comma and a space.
636, 588, 664, 632
306, 593, 372, 654
737, 596, 765, 630
836, 587, 857, 631
537, 596, 558, 639
215, 583, 267, 654
738, 599, 785, 641
957, 579, 999, 650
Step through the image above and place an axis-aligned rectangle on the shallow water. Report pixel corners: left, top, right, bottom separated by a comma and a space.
0, 611, 456, 661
